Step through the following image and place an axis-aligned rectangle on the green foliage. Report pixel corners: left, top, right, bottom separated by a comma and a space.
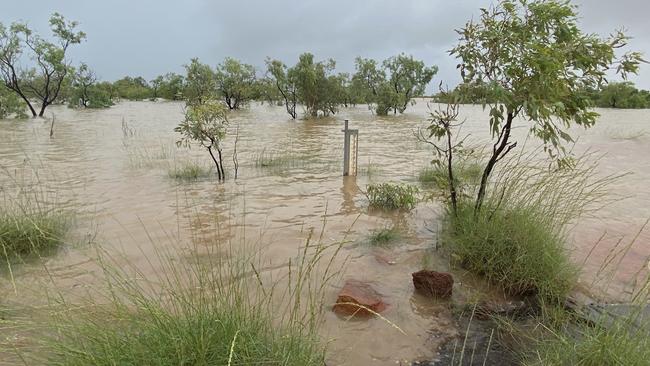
0, 86, 27, 118
444, 199, 576, 300
591, 81, 650, 109
288, 53, 342, 117
0, 210, 68, 260
0, 13, 85, 116
368, 226, 401, 246
32, 236, 333, 366
352, 54, 437, 115
112, 76, 152, 101
151, 73, 185, 101
167, 162, 212, 180
215, 57, 256, 110
418, 162, 481, 191
69, 63, 112, 108
452, 0, 644, 161
183, 58, 216, 106
441, 152, 612, 301
366, 183, 419, 210
175, 100, 228, 149
266, 58, 297, 118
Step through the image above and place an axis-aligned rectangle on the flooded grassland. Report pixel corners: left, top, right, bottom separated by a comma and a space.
1, 100, 649, 365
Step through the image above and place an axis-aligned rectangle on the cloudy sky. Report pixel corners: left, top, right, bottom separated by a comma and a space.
3, 0, 649, 89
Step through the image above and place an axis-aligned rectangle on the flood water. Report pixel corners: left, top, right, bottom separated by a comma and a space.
1, 100, 649, 365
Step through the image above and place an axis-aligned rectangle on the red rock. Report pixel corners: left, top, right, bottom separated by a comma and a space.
333, 279, 387, 316
412, 270, 453, 298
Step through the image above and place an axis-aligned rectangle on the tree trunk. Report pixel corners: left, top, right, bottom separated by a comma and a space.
38, 102, 48, 117
217, 148, 225, 180
207, 146, 222, 180
474, 112, 516, 214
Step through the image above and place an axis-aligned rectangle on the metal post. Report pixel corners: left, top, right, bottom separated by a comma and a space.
343, 120, 350, 176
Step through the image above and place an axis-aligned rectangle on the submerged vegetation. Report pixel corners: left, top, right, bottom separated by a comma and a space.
167, 161, 212, 180
367, 183, 418, 210
368, 226, 401, 246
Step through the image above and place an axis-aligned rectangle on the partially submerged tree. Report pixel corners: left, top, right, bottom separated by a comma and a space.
352, 54, 436, 115
0, 13, 85, 117
69, 63, 111, 108
288, 53, 341, 117
266, 58, 297, 119
175, 100, 229, 180
450, 0, 644, 213
379, 54, 437, 115
184, 58, 216, 106
215, 57, 256, 110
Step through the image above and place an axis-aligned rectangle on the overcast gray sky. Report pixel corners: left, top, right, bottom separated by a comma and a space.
3, 0, 649, 89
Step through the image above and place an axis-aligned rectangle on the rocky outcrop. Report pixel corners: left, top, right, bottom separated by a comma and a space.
412, 270, 453, 299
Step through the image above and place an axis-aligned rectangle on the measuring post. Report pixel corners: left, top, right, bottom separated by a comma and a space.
342, 119, 358, 176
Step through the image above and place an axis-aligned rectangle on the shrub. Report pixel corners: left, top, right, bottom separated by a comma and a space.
367, 183, 418, 210
441, 153, 613, 301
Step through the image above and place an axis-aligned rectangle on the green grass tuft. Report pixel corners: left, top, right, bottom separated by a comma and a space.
418, 162, 482, 190
444, 200, 577, 300
368, 226, 401, 246
367, 183, 418, 210
0, 211, 69, 260
525, 313, 650, 365
167, 162, 212, 180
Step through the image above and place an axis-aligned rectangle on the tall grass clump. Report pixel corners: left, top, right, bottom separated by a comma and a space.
11, 227, 340, 365
167, 161, 212, 180
418, 162, 482, 190
442, 152, 615, 301
367, 183, 418, 210
0, 169, 70, 264
525, 314, 650, 366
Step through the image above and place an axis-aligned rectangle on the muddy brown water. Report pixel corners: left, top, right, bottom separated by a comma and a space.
0, 100, 649, 365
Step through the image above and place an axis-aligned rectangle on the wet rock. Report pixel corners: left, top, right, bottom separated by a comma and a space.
333, 279, 387, 316
412, 270, 453, 299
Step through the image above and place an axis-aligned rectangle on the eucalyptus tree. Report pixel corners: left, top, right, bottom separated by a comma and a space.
175, 100, 229, 180
266, 58, 297, 119
0, 13, 85, 117
450, 0, 644, 213
215, 57, 256, 110
184, 58, 216, 106
380, 54, 437, 114
113, 76, 152, 100
69, 63, 96, 107
158, 73, 185, 101
352, 55, 436, 115
288, 53, 340, 117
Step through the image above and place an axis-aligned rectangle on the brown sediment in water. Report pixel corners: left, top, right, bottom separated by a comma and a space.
0, 101, 649, 365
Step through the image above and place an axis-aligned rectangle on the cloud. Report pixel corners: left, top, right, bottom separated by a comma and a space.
2, 0, 649, 88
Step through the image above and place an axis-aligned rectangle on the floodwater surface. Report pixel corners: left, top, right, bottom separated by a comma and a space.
1, 101, 649, 365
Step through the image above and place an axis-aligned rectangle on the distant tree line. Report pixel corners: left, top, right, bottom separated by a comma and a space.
435, 81, 650, 109
1, 14, 437, 119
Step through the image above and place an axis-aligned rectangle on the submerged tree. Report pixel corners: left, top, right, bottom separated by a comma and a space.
215, 57, 256, 110
288, 53, 342, 117
352, 54, 436, 115
451, 0, 644, 213
184, 58, 216, 106
69, 63, 111, 108
0, 13, 85, 117
266, 58, 297, 119
175, 100, 229, 181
